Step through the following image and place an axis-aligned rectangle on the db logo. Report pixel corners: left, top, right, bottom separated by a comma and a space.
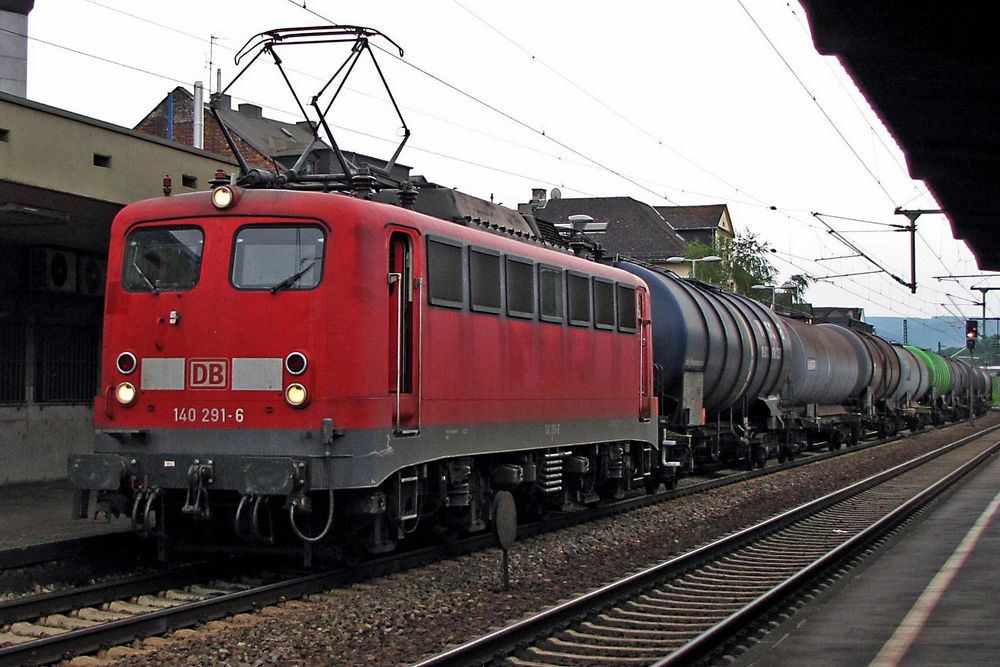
188, 359, 228, 389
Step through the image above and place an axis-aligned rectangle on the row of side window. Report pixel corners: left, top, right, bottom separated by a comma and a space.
426, 237, 637, 333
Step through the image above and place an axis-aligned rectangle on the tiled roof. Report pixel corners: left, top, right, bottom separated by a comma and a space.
531, 197, 687, 260
214, 105, 328, 159
213, 100, 409, 177
654, 204, 728, 231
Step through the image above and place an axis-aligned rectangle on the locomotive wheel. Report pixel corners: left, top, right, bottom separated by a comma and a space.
644, 476, 661, 495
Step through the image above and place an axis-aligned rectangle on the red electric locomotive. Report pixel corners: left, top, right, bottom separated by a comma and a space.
68, 183, 663, 558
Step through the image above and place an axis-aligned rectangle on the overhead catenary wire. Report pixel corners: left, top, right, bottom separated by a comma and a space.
281, 1, 962, 312
72, 2, 947, 259
771, 240, 969, 332
771, 250, 957, 334
736, 0, 898, 207
448, 0, 772, 209
280, 0, 683, 204
23, 2, 971, 321
782, 0, 938, 213
80, 0, 646, 186
9, 22, 609, 197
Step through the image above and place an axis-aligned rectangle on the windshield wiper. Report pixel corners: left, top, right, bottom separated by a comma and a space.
132, 262, 158, 293
270, 261, 316, 294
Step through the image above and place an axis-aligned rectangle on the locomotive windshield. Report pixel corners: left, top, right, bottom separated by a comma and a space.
231, 225, 326, 292
122, 226, 204, 292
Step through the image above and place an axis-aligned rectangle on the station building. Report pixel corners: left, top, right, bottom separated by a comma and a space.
0, 91, 237, 484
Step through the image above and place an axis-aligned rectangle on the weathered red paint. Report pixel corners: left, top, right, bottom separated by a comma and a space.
96, 188, 655, 435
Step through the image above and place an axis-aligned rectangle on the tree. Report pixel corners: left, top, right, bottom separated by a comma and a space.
729, 231, 777, 297
778, 273, 813, 313
681, 231, 789, 302
682, 239, 731, 287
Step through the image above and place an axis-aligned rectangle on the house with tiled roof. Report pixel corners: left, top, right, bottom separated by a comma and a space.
134, 86, 411, 180
521, 193, 688, 264
654, 204, 734, 249
520, 191, 740, 279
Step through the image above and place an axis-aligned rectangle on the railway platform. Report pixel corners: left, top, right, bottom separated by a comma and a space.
0, 480, 128, 552
737, 445, 1000, 666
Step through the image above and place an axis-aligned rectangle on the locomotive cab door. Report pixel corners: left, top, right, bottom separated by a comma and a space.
388, 228, 421, 435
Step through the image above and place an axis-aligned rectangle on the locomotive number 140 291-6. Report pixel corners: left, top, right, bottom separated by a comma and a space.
172, 407, 245, 423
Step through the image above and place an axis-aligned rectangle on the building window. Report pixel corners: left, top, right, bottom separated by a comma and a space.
427, 238, 464, 308
34, 324, 99, 403
469, 247, 502, 313
0, 128, 9, 142
182, 174, 197, 188
93, 153, 112, 168
0, 321, 26, 404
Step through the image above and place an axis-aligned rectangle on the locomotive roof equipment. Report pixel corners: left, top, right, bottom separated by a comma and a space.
213, 25, 409, 194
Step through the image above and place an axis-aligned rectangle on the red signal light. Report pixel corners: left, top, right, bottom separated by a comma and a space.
966, 319, 978, 349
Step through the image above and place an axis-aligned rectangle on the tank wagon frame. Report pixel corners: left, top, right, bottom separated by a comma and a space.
616, 261, 992, 472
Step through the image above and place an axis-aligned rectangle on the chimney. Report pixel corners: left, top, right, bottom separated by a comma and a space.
0, 1, 34, 97
238, 103, 263, 118
530, 188, 547, 209
193, 81, 204, 149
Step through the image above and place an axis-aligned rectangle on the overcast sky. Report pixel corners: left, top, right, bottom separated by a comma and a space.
20, 0, 996, 326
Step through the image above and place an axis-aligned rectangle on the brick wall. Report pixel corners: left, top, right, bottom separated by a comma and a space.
134, 88, 275, 171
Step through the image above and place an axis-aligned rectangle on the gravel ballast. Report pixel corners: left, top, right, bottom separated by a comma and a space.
107, 416, 1000, 666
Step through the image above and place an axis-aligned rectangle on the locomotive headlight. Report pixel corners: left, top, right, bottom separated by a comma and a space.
285, 383, 308, 407
116, 382, 137, 406
211, 185, 235, 210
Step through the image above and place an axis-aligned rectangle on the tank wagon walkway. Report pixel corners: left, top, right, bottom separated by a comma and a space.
737, 444, 1000, 666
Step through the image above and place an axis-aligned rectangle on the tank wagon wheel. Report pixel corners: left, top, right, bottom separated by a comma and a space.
708, 440, 722, 464
777, 446, 793, 464
644, 475, 662, 494
827, 430, 843, 452
754, 446, 769, 470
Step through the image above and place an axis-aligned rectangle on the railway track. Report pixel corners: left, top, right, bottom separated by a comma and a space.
414, 424, 1000, 666
0, 422, 988, 665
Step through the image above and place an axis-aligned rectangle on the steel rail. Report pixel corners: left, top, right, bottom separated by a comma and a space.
0, 423, 935, 575
656, 438, 1000, 666
411, 422, 1000, 667
0, 562, 227, 626
1, 422, 989, 665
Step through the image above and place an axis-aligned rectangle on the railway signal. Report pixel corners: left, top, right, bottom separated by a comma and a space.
966, 319, 978, 349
